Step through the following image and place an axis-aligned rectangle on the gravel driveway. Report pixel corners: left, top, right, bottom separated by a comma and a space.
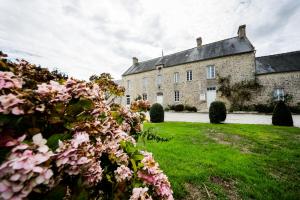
161, 112, 300, 128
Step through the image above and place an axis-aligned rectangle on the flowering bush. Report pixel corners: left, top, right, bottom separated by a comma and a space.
0, 51, 173, 200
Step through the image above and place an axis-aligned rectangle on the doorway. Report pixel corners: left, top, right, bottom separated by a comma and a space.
207, 87, 216, 108
156, 93, 163, 105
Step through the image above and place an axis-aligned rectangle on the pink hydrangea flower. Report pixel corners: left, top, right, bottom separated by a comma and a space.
71, 132, 90, 148
130, 187, 152, 200
0, 134, 54, 200
0, 71, 22, 89
114, 165, 133, 182
0, 94, 24, 115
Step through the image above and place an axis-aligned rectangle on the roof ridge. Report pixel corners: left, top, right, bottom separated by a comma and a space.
138, 36, 241, 64
256, 50, 300, 59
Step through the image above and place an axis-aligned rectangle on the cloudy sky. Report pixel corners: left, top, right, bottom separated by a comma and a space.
0, 0, 299, 80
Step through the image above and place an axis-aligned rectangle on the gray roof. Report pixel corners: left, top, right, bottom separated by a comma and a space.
122, 36, 254, 76
256, 51, 300, 74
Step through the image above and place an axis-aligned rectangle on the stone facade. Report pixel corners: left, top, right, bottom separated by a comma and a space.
255, 72, 300, 105
121, 52, 256, 111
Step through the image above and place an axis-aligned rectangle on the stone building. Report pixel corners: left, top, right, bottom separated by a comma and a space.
120, 25, 300, 111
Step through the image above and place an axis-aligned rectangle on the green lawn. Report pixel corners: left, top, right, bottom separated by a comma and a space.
139, 122, 300, 200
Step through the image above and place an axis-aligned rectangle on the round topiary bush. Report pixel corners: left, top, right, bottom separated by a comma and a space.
191, 106, 197, 112
209, 101, 227, 123
174, 104, 184, 112
150, 103, 164, 123
272, 101, 293, 126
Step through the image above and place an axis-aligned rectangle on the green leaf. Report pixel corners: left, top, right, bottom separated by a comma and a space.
47, 133, 72, 150
133, 154, 144, 161
40, 184, 66, 200
130, 159, 137, 172
78, 98, 93, 110
75, 190, 88, 200
54, 102, 65, 114
106, 174, 113, 183
0, 148, 10, 163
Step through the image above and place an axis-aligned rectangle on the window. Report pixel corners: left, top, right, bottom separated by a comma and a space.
157, 75, 162, 86
142, 93, 147, 100
174, 72, 179, 83
207, 87, 216, 91
126, 95, 130, 105
274, 88, 284, 101
207, 66, 215, 79
174, 91, 180, 102
142, 77, 147, 90
187, 70, 192, 81
127, 80, 131, 90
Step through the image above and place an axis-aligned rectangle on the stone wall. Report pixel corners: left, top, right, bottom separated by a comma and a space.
254, 72, 300, 105
121, 52, 256, 111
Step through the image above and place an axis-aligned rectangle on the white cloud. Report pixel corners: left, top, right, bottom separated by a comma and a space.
0, 0, 299, 80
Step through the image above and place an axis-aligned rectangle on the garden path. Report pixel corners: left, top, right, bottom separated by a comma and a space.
147, 112, 300, 128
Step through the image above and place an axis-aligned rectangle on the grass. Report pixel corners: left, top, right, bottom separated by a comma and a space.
139, 122, 300, 200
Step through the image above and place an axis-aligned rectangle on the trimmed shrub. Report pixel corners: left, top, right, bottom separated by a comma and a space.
191, 106, 197, 112
168, 104, 176, 110
174, 104, 184, 112
254, 104, 274, 113
184, 105, 197, 112
150, 103, 164, 123
289, 103, 300, 114
272, 101, 293, 126
209, 101, 227, 123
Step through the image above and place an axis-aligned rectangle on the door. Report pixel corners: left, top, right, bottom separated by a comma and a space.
207, 87, 216, 108
156, 94, 163, 105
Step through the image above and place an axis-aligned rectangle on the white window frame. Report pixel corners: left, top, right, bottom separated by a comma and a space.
142, 93, 147, 100
127, 80, 131, 90
126, 95, 130, 105
174, 72, 179, 83
207, 65, 215, 79
142, 77, 147, 90
157, 75, 162, 86
274, 88, 284, 101
187, 70, 192, 81
174, 90, 180, 102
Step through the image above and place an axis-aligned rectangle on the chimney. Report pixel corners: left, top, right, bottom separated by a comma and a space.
196, 37, 202, 48
132, 57, 138, 65
238, 24, 246, 38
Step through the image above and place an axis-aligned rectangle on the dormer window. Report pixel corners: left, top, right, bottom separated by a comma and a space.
156, 65, 163, 71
